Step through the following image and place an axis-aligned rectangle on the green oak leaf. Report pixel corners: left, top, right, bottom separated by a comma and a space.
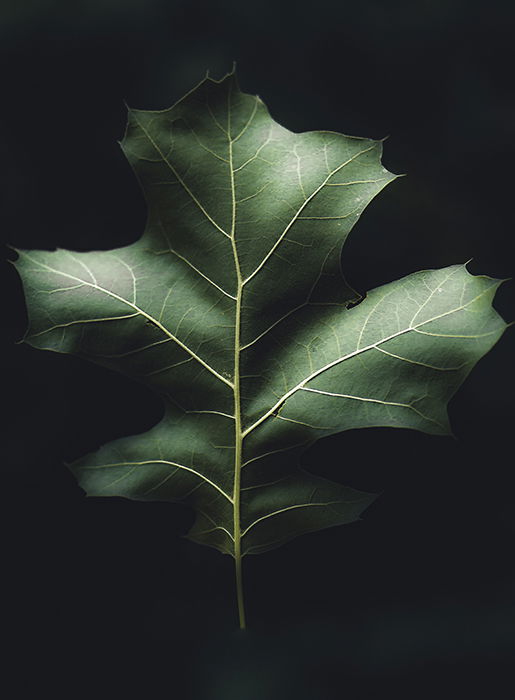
13, 71, 507, 628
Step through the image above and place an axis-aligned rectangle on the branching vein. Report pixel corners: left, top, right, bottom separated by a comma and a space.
18, 251, 233, 389
82, 459, 233, 502
132, 113, 231, 239
242, 143, 377, 286
242, 281, 497, 438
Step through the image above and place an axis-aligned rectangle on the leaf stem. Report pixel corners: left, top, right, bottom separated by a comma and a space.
235, 541, 246, 630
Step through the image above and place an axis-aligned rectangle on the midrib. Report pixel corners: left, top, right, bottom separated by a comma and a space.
228, 90, 246, 630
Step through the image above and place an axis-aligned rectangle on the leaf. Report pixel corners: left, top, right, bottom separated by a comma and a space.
13, 71, 508, 627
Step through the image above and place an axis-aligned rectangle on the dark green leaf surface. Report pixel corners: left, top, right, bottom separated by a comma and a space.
14, 72, 507, 560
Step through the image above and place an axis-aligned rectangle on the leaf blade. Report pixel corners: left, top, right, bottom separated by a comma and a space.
13, 72, 508, 561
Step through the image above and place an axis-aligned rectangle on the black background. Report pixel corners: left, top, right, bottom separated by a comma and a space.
1, 1, 514, 697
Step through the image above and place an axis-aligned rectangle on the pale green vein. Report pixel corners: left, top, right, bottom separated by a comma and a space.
144, 357, 192, 376
156, 244, 236, 299
18, 251, 234, 389
242, 278, 498, 438
228, 79, 247, 629
240, 476, 289, 492
297, 208, 360, 220
233, 130, 273, 173
185, 121, 230, 163
409, 266, 463, 326
325, 177, 390, 186
82, 459, 233, 502
375, 346, 468, 371
240, 247, 334, 351
413, 328, 500, 339
242, 143, 377, 287
192, 525, 235, 541
299, 387, 446, 430
41, 283, 86, 294
131, 112, 231, 239
67, 251, 98, 285
158, 286, 174, 322
239, 299, 308, 351
275, 414, 334, 430
241, 501, 354, 538
111, 253, 137, 304
185, 409, 235, 419
27, 312, 140, 338
91, 337, 173, 359
232, 96, 259, 144
241, 440, 311, 468
235, 181, 270, 204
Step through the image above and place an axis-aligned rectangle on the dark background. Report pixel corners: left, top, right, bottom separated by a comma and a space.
1, 1, 514, 697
